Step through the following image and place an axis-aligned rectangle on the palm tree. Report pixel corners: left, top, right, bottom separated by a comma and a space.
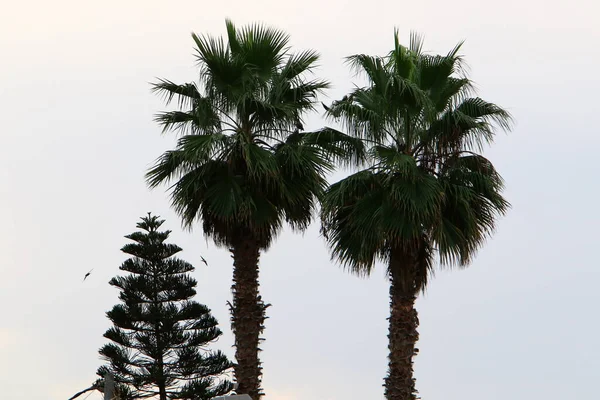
146, 20, 361, 400
321, 32, 512, 400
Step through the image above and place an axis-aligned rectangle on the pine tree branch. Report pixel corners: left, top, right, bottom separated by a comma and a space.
67, 384, 98, 400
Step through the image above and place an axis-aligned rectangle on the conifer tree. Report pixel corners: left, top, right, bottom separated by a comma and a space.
97, 213, 233, 400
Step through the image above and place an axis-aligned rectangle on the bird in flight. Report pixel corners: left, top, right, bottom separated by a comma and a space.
83, 269, 93, 282
200, 256, 208, 266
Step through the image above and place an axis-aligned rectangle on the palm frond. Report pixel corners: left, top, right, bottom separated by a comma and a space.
146, 150, 189, 189
371, 145, 418, 176
177, 134, 233, 162
428, 77, 474, 113
325, 90, 389, 143
321, 171, 385, 275
146, 133, 233, 189
154, 111, 197, 134
389, 33, 416, 79
280, 79, 330, 106
191, 31, 248, 104
434, 153, 509, 266
235, 22, 290, 76
151, 79, 202, 108
390, 73, 430, 110
191, 32, 230, 77
427, 97, 512, 153
345, 54, 390, 91
169, 161, 230, 229
446, 40, 468, 76
456, 97, 513, 131
274, 138, 329, 230
413, 235, 434, 293
301, 127, 367, 167
225, 19, 242, 56
240, 141, 279, 183
417, 54, 457, 91
409, 31, 424, 55
280, 50, 321, 80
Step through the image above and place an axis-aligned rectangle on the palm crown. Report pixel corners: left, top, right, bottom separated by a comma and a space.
147, 20, 358, 249
322, 33, 512, 288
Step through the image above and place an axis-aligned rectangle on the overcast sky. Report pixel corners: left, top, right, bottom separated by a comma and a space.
2, 0, 599, 399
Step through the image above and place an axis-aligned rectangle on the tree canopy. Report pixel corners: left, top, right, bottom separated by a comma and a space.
322, 32, 511, 288
98, 213, 233, 400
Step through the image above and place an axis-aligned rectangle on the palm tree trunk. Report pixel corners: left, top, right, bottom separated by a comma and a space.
385, 250, 420, 400
230, 235, 266, 400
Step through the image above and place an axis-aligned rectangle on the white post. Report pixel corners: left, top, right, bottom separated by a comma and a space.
104, 372, 115, 400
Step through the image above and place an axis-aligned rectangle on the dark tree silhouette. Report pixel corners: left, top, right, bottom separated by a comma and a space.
322, 33, 511, 400
146, 20, 363, 399
98, 213, 233, 400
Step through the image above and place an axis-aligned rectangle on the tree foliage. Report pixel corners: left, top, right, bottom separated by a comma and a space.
145, 20, 363, 399
321, 32, 512, 400
322, 31, 512, 289
146, 19, 363, 249
97, 213, 233, 400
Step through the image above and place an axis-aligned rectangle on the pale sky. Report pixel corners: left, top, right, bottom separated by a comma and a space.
2, 0, 599, 399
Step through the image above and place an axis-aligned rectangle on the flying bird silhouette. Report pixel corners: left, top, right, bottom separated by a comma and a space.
200, 256, 208, 266
83, 269, 93, 282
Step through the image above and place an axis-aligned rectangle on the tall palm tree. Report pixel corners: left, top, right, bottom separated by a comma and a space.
321, 32, 512, 400
146, 20, 361, 400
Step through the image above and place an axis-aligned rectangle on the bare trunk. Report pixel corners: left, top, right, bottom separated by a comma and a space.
158, 379, 167, 400
385, 248, 420, 400
157, 348, 167, 400
156, 329, 167, 400
230, 235, 266, 400
152, 266, 167, 400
